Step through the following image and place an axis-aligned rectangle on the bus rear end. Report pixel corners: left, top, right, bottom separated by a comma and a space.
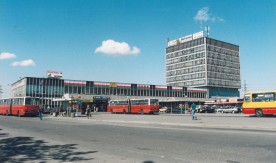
131, 99, 160, 114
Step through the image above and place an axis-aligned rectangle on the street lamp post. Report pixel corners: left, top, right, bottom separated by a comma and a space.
0, 85, 3, 98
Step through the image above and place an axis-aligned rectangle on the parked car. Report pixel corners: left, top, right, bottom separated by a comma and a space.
199, 106, 215, 113
195, 105, 204, 113
216, 107, 224, 113
166, 107, 182, 114
221, 106, 241, 114
217, 106, 232, 113
159, 107, 168, 113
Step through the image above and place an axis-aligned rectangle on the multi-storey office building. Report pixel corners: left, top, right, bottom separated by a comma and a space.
11, 77, 208, 111
166, 31, 241, 97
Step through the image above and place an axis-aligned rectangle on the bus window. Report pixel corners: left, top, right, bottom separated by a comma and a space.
264, 93, 275, 102
252, 93, 264, 102
25, 98, 39, 105
150, 99, 159, 105
140, 99, 148, 105
118, 100, 128, 105
131, 100, 138, 105
15, 98, 23, 105
109, 101, 115, 106
4, 99, 10, 105
13, 98, 19, 105
19, 98, 24, 105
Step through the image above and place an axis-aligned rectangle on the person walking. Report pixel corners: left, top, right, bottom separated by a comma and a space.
38, 107, 43, 120
86, 105, 91, 119
191, 103, 196, 120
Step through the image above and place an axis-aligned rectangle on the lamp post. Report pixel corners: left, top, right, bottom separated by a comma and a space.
0, 85, 3, 99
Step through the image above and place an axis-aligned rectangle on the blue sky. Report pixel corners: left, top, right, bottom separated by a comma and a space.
0, 0, 276, 97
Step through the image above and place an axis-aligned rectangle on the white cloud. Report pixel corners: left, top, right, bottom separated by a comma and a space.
194, 7, 224, 22
11, 59, 36, 67
95, 39, 140, 56
0, 52, 17, 60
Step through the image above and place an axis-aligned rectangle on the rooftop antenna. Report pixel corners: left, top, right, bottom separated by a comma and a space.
244, 80, 247, 93
205, 26, 210, 37
165, 37, 170, 46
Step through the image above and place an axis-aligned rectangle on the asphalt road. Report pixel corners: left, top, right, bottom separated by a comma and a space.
0, 115, 276, 163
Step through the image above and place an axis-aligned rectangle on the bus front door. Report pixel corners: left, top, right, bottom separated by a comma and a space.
9, 99, 13, 115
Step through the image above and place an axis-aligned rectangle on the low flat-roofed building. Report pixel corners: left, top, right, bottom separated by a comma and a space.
11, 77, 210, 111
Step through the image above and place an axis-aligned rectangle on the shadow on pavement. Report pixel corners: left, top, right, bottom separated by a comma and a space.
249, 115, 276, 118
0, 129, 97, 163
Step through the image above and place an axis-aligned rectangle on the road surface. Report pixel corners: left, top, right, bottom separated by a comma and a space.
0, 114, 275, 163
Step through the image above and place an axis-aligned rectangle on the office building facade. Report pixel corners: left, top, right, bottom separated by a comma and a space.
166, 31, 241, 97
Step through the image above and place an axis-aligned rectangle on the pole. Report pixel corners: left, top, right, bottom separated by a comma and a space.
0, 85, 3, 99
171, 102, 172, 114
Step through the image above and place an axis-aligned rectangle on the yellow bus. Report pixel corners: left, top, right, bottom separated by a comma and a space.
242, 91, 276, 117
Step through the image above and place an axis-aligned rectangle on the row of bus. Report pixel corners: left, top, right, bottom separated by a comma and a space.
0, 91, 276, 117
109, 91, 276, 117
0, 97, 160, 116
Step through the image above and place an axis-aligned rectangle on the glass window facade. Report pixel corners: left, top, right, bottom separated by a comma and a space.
206, 38, 241, 89
166, 37, 241, 97
63, 81, 207, 98
12, 77, 208, 109
166, 38, 206, 87
24, 77, 64, 108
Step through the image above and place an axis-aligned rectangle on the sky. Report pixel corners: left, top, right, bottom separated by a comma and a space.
0, 0, 276, 97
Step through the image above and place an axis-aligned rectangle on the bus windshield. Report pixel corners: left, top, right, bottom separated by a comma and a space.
244, 95, 251, 102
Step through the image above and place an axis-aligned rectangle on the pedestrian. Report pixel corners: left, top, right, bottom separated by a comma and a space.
94, 105, 98, 113
191, 103, 196, 120
86, 105, 91, 119
66, 105, 70, 117
38, 106, 43, 120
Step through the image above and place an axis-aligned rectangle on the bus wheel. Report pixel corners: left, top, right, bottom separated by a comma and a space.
255, 109, 263, 117
140, 109, 144, 115
17, 111, 21, 117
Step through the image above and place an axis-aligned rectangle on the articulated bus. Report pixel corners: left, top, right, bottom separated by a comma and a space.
107, 98, 160, 114
242, 91, 276, 117
0, 97, 40, 117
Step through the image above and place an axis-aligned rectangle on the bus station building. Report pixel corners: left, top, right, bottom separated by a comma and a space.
11, 76, 210, 112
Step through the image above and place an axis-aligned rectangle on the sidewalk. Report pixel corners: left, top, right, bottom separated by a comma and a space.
45, 113, 276, 132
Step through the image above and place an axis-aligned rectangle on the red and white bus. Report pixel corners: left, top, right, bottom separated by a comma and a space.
107, 98, 160, 114
0, 97, 40, 117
